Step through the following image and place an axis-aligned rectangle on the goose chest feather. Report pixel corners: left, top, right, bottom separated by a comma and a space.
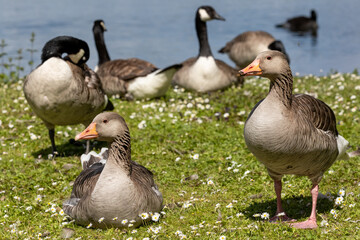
63, 112, 163, 229
240, 50, 349, 229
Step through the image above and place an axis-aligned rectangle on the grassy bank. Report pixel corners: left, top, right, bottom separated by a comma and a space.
0, 72, 359, 239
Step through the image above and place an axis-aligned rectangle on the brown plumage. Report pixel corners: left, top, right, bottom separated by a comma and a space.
218, 31, 290, 69
23, 36, 112, 155
240, 50, 349, 229
63, 112, 163, 229
93, 20, 181, 99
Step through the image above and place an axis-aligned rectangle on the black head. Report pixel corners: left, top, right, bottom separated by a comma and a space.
93, 19, 107, 33
310, 10, 317, 21
268, 40, 290, 64
41, 36, 90, 65
196, 6, 225, 22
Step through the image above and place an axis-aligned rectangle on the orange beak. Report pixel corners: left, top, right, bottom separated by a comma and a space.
239, 59, 262, 76
75, 122, 98, 140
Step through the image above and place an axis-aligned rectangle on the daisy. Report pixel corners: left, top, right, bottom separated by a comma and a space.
140, 212, 149, 220
335, 196, 344, 206
86, 223, 93, 229
330, 209, 336, 215
338, 189, 345, 197
219, 236, 227, 240
261, 212, 270, 220
98, 217, 105, 223
152, 212, 160, 222
121, 219, 128, 225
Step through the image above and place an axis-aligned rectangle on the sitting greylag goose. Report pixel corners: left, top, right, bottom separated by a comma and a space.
240, 50, 349, 229
23, 36, 113, 155
218, 31, 290, 69
93, 20, 181, 100
63, 112, 163, 229
276, 10, 318, 34
172, 6, 242, 92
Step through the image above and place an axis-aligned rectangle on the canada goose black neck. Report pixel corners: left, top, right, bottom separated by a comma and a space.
109, 130, 132, 174
195, 13, 212, 58
41, 36, 90, 65
93, 20, 111, 65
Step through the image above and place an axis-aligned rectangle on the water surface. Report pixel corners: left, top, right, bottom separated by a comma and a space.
1, 0, 359, 76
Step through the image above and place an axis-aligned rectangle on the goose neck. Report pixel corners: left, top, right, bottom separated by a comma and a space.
269, 70, 293, 108
107, 131, 132, 174
93, 28, 111, 65
195, 15, 212, 57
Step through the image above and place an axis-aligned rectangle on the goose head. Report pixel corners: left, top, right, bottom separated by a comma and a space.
75, 112, 129, 143
93, 19, 107, 33
197, 5, 225, 22
267, 40, 290, 64
239, 50, 290, 81
310, 10, 317, 21
41, 36, 90, 65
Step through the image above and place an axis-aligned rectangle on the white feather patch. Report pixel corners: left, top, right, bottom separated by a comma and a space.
336, 135, 349, 160
198, 9, 211, 21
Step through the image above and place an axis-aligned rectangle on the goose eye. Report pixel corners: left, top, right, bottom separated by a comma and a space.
103, 119, 108, 123
266, 56, 272, 60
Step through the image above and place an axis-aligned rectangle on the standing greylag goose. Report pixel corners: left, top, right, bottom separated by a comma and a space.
240, 50, 349, 229
23, 36, 113, 155
218, 31, 290, 69
172, 6, 242, 92
93, 20, 181, 100
276, 10, 318, 34
63, 112, 163, 229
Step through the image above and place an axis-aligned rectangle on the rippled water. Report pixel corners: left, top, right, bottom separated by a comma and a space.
1, 0, 360, 76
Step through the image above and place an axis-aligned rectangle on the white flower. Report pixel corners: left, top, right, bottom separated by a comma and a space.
225, 203, 233, 208
36, 195, 42, 202
261, 212, 269, 219
320, 220, 329, 227
26, 206, 33, 211
138, 120, 147, 129
338, 189, 345, 197
112, 217, 118, 221
131, 229, 137, 233
86, 223, 93, 228
223, 113, 230, 118
191, 154, 199, 160
219, 236, 227, 240
59, 209, 64, 216
152, 212, 161, 222
140, 212, 149, 220
335, 196, 344, 206
236, 212, 244, 217
253, 213, 261, 218
175, 230, 183, 236
182, 202, 192, 209
207, 180, 214, 185
330, 209, 336, 215
98, 217, 105, 223
175, 157, 181, 162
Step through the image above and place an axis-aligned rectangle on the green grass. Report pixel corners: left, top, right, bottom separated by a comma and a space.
0, 72, 359, 239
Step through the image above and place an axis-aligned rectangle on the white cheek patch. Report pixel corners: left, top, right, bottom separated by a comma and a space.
68, 49, 85, 64
198, 9, 211, 21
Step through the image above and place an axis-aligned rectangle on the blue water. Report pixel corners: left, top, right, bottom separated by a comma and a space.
1, 0, 360, 76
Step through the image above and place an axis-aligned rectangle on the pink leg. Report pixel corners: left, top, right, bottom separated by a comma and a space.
270, 180, 294, 222
289, 184, 319, 229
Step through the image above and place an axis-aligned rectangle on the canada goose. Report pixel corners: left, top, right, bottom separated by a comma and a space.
240, 50, 350, 229
23, 36, 113, 155
276, 10, 318, 34
93, 20, 181, 100
218, 31, 290, 69
63, 112, 163, 229
172, 6, 242, 92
